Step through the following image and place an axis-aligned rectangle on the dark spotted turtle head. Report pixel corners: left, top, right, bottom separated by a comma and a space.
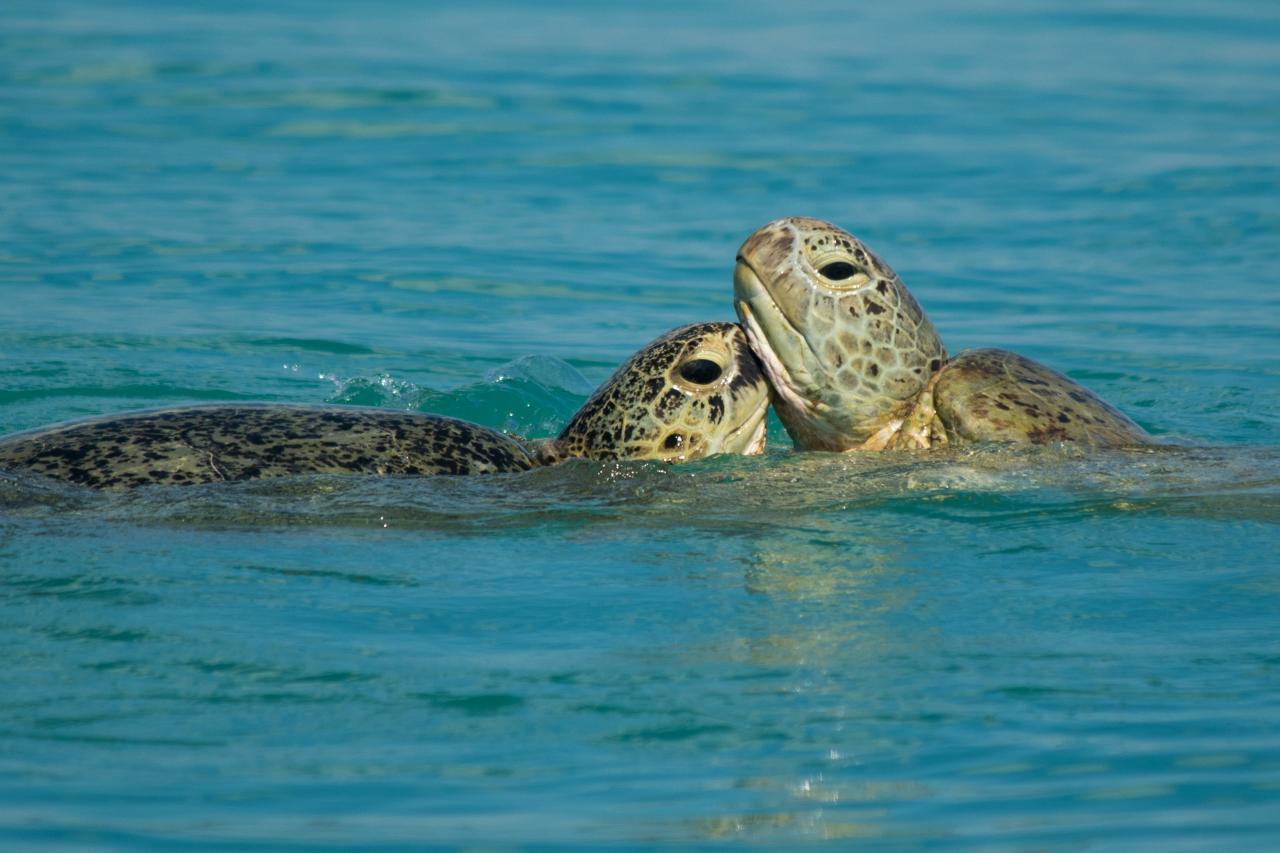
540, 322, 770, 463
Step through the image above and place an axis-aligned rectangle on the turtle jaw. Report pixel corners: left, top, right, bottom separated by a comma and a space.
733, 259, 815, 408
717, 393, 770, 457
734, 260, 854, 451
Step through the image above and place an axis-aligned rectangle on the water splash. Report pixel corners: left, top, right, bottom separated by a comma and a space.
321, 355, 593, 437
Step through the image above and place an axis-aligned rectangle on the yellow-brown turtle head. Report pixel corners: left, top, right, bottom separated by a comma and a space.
541, 322, 769, 463
733, 217, 948, 450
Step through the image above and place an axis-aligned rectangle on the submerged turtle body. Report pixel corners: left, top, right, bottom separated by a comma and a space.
0, 322, 769, 489
733, 216, 1150, 451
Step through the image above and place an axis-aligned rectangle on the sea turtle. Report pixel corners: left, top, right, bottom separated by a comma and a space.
0, 322, 769, 489
733, 217, 1151, 451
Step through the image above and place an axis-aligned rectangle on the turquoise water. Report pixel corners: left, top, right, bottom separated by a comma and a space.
3, 0, 1280, 847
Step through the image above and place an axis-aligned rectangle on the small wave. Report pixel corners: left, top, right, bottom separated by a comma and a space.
323, 355, 591, 437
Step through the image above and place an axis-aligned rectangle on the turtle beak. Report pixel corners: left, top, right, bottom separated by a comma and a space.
734, 262, 817, 418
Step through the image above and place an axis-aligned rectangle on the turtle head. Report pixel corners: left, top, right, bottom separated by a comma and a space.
733, 217, 947, 450
549, 322, 769, 463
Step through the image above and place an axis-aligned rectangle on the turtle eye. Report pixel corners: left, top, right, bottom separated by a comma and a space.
818, 261, 858, 281
678, 358, 723, 385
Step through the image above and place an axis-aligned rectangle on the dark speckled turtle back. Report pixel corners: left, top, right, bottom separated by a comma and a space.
734, 217, 1151, 450
931, 349, 1148, 446
0, 406, 539, 489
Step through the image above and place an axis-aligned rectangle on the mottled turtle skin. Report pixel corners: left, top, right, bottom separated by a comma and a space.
538, 321, 769, 463
0, 406, 538, 489
733, 217, 1150, 451
0, 322, 769, 489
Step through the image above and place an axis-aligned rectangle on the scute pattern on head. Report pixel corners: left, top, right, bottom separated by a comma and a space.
734, 217, 947, 449
551, 322, 769, 462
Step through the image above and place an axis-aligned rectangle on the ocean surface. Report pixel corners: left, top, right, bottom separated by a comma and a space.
2, 0, 1279, 848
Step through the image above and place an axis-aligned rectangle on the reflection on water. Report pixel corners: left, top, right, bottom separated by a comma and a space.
3, 438, 1278, 846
